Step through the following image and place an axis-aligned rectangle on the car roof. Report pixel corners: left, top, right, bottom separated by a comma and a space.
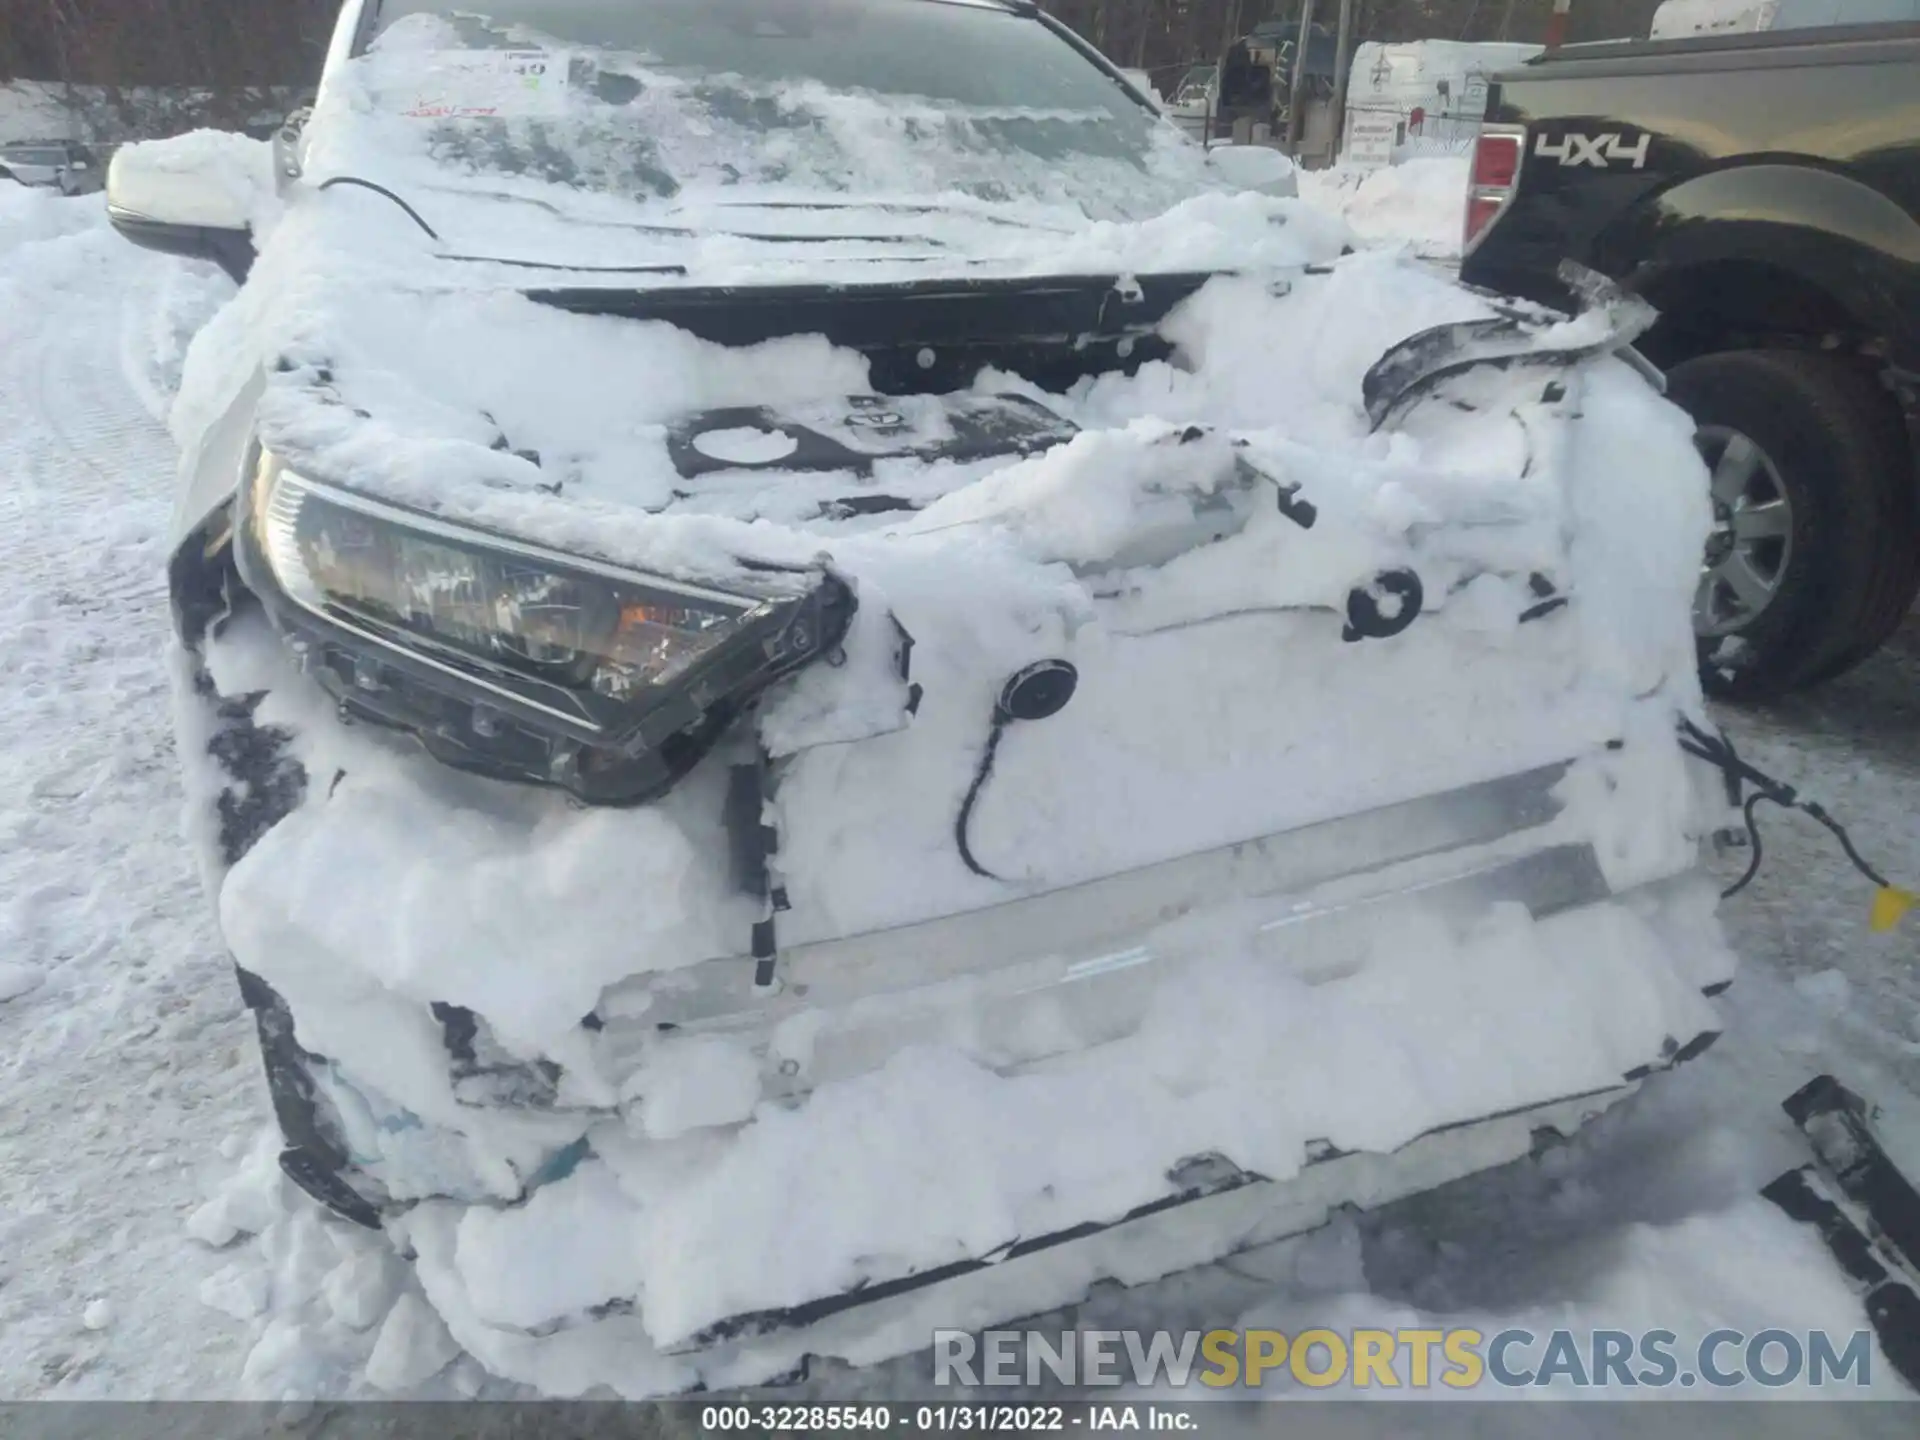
351, 0, 1040, 58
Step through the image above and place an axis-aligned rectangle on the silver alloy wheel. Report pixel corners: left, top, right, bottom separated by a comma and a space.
1693, 424, 1794, 637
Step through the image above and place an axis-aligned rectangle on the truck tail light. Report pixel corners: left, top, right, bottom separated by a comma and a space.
1464, 124, 1527, 253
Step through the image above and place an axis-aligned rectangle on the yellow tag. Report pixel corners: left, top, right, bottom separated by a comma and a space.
1870, 887, 1916, 933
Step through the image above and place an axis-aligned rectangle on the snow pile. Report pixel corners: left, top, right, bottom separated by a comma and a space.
439, 897, 1718, 1356
0, 184, 276, 1397
184, 1129, 476, 1399
150, 18, 1730, 1400
120, 260, 235, 421
0, 179, 102, 259
1299, 156, 1472, 258
0, 139, 237, 422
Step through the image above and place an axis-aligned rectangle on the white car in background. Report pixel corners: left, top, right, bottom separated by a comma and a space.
0, 140, 104, 195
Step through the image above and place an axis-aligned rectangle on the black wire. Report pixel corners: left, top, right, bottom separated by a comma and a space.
1678, 717, 1892, 899
317, 176, 440, 239
957, 708, 1887, 896
1679, 717, 1782, 801
953, 710, 1892, 897
1805, 803, 1892, 890
955, 719, 1008, 881
1722, 792, 1771, 899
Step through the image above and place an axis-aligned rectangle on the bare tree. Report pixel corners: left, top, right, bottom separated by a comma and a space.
3, 0, 334, 136
4, 0, 1673, 141
1038, 0, 1666, 61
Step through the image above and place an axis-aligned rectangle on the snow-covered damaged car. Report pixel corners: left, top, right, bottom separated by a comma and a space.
111, 0, 1741, 1398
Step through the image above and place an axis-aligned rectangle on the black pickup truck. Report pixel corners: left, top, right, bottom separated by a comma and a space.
1460, 22, 1920, 698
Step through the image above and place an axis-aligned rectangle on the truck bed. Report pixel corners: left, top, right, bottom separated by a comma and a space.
1503, 19, 1920, 77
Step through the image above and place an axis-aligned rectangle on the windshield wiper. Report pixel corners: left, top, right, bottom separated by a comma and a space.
410, 184, 951, 245
436, 254, 690, 274
695, 198, 1077, 236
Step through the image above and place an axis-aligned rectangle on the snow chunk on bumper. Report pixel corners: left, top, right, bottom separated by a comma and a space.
219, 758, 749, 1064
412, 889, 1720, 1365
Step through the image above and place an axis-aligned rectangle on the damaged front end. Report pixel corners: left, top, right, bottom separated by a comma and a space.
168, 264, 1738, 1394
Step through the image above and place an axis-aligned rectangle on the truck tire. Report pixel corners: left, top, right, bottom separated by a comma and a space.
1665, 350, 1918, 700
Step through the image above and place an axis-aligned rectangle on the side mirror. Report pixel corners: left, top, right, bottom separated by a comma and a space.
106, 132, 273, 285
1204, 143, 1298, 198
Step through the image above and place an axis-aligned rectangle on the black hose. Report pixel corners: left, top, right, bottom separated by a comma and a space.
1722, 792, 1771, 899
952, 662, 1079, 882
955, 719, 1008, 881
1806, 802, 1892, 891
1679, 717, 1892, 899
317, 176, 440, 239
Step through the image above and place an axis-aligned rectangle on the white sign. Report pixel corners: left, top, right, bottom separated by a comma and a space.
1462, 74, 1490, 120
1343, 112, 1399, 170
402, 49, 571, 120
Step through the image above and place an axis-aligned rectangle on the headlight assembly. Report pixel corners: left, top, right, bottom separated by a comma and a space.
236, 450, 854, 803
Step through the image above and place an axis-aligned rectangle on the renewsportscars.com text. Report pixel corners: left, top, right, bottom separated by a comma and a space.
932, 1327, 1876, 1390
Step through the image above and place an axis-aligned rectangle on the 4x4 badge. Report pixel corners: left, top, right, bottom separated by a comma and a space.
1535, 130, 1651, 169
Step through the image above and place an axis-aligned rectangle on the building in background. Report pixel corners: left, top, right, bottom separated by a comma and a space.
1340, 40, 1542, 168
1650, 0, 1919, 34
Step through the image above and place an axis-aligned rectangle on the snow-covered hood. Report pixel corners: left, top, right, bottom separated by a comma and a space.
166, 7, 1346, 560
186, 16, 1349, 549
212, 139, 1355, 579
245, 246, 1287, 539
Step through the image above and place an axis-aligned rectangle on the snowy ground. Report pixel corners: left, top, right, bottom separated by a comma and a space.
0, 185, 264, 1397
1, 178, 1917, 1406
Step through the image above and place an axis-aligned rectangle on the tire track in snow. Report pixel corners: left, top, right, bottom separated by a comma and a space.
0, 202, 260, 1398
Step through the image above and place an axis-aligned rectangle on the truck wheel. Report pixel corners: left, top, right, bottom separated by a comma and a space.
1665, 350, 1918, 700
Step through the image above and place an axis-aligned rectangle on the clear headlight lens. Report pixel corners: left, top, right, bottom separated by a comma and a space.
251, 456, 773, 707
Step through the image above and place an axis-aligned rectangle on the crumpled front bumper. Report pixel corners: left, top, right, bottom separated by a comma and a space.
591, 759, 1712, 1110
586, 779, 1730, 1357
165, 268, 1732, 1385
181, 626, 1734, 1367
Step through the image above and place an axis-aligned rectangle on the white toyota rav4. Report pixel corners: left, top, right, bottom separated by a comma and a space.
106, 0, 1732, 1398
